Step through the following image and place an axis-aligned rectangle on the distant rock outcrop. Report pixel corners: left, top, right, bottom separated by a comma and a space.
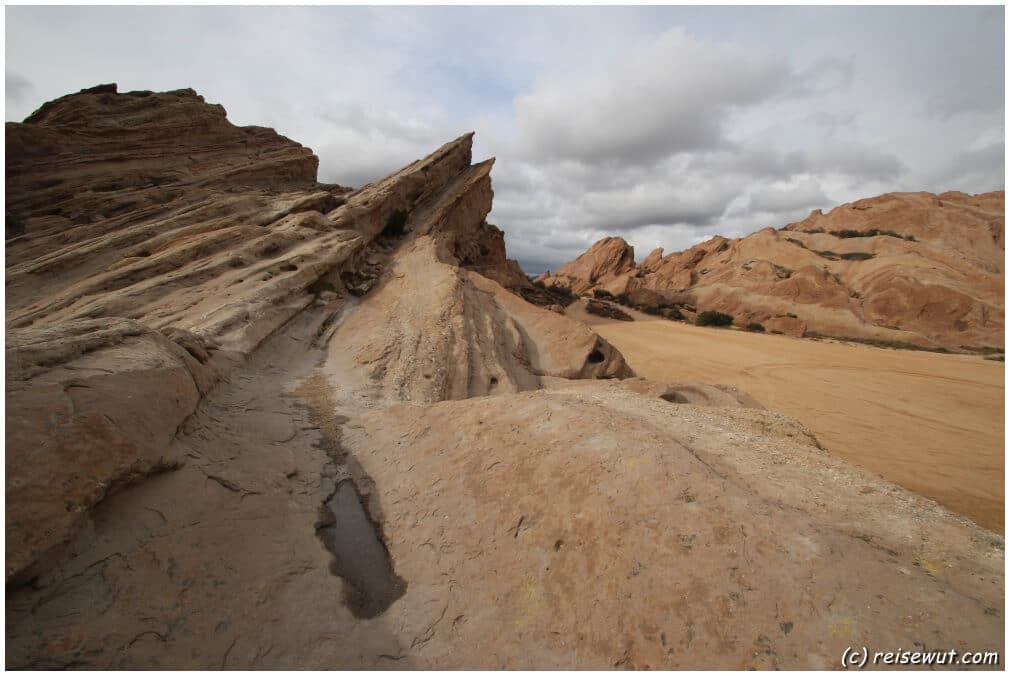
537, 236, 636, 295
539, 191, 1005, 350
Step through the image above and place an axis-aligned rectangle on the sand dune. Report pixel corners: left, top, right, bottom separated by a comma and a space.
570, 300, 1005, 532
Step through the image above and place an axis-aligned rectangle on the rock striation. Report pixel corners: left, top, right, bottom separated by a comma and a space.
5, 86, 1003, 668
538, 191, 1005, 350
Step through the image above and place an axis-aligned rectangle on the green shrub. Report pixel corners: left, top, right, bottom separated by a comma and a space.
839, 252, 876, 261
773, 264, 793, 279
696, 310, 734, 327
806, 332, 950, 353
961, 345, 1004, 355
665, 307, 685, 321
585, 299, 633, 321
593, 288, 614, 300
745, 322, 766, 332
830, 228, 916, 242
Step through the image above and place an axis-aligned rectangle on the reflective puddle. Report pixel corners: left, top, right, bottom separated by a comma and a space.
316, 481, 406, 618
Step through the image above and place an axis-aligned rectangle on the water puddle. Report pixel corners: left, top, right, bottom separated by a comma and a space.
316, 480, 406, 618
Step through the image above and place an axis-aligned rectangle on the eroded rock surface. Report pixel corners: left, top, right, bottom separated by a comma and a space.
5, 86, 1004, 668
538, 192, 1005, 350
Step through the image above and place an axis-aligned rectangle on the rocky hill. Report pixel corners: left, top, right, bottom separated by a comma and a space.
538, 191, 1005, 349
5, 86, 1003, 668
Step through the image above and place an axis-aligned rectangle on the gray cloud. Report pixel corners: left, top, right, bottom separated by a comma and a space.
4, 6, 1003, 271
6, 72, 32, 104
790, 57, 854, 96
514, 28, 788, 166
746, 177, 829, 215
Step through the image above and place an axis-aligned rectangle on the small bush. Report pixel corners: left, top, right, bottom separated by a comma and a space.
665, 307, 685, 321
593, 288, 614, 300
696, 310, 734, 327
775, 312, 799, 319
773, 264, 793, 279
961, 345, 1004, 355
585, 299, 633, 321
805, 332, 950, 353
830, 228, 916, 242
839, 252, 876, 261
745, 322, 766, 332
518, 280, 577, 308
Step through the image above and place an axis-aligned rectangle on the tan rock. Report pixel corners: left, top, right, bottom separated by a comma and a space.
3, 85, 630, 587
539, 236, 636, 295
549, 192, 1004, 349
5, 318, 217, 581
4, 85, 1002, 669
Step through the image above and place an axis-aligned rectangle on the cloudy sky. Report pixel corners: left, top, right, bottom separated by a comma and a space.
6, 6, 1005, 272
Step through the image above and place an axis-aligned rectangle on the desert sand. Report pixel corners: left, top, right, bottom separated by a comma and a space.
570, 300, 1005, 532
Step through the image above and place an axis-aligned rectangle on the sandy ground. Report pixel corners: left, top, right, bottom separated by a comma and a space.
569, 301, 1005, 533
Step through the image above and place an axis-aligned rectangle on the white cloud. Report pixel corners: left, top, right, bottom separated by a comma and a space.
5, 6, 1003, 272
514, 28, 787, 166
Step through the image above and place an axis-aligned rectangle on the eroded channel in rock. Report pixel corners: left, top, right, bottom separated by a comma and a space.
316, 480, 406, 618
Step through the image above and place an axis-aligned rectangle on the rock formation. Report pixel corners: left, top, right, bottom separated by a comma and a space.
538, 191, 1005, 350
5, 86, 1004, 668
543, 236, 637, 295
5, 83, 628, 584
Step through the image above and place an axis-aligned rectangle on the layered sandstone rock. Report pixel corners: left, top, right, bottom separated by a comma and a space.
539, 191, 1005, 350
5, 86, 1003, 668
4, 85, 628, 584
536, 236, 636, 295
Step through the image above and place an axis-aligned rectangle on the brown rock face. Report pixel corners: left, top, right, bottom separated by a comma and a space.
5, 319, 218, 581
5, 87, 1002, 668
536, 236, 636, 295
542, 192, 1005, 349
